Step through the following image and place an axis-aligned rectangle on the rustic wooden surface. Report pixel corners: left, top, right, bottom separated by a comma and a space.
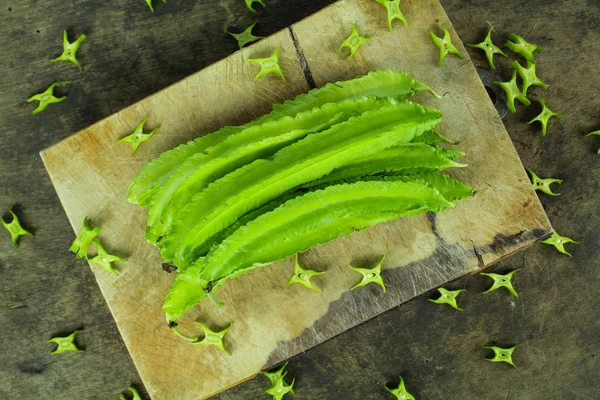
0, 1, 598, 400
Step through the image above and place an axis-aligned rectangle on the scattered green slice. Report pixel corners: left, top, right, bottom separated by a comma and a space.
266, 375, 295, 400
526, 167, 562, 196
119, 387, 142, 400
493, 69, 530, 112
27, 81, 71, 115
247, 47, 284, 81
513, 61, 548, 97
118, 117, 158, 155
87, 240, 127, 275
528, 98, 563, 136
245, 0, 265, 13
428, 24, 464, 67
375, 0, 408, 30
480, 269, 520, 297
385, 376, 415, 400
69, 217, 100, 259
588, 130, 600, 154
467, 27, 507, 70
51, 30, 86, 71
337, 24, 371, 59
483, 345, 517, 368
127, 69, 440, 206
348, 255, 387, 293
161, 99, 442, 268
192, 322, 231, 355
264, 362, 289, 385
146, 0, 166, 12
162, 180, 454, 323
506, 33, 542, 64
541, 232, 579, 257
428, 287, 465, 310
229, 20, 263, 49
2, 210, 34, 248
48, 330, 83, 354
286, 254, 325, 292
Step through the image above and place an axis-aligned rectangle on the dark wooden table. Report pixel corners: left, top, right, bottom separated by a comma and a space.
1, 1, 598, 399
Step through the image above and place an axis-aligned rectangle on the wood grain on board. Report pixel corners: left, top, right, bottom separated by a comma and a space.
40, 0, 552, 398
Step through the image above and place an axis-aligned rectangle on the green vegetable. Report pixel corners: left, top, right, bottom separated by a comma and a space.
337, 24, 371, 59
69, 217, 101, 259
428, 24, 464, 67
245, 0, 265, 13
119, 387, 142, 400
541, 232, 579, 257
385, 376, 415, 400
286, 254, 325, 292
52, 30, 86, 71
264, 362, 288, 385
247, 47, 285, 81
506, 33, 542, 64
493, 69, 530, 112
162, 180, 454, 323
528, 98, 563, 136
27, 81, 71, 115
467, 27, 506, 70
588, 130, 600, 154
146, 0, 166, 12
428, 287, 465, 310
513, 61, 548, 97
412, 129, 454, 145
127, 69, 439, 206
375, 0, 408, 30
526, 167, 562, 196
229, 20, 263, 49
192, 322, 231, 355
2, 210, 34, 248
480, 269, 520, 297
483, 345, 517, 368
118, 117, 158, 155
348, 255, 386, 292
87, 240, 127, 275
48, 330, 83, 354
264, 364, 295, 400
161, 99, 442, 268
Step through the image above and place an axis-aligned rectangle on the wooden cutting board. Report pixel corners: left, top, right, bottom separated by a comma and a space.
40, 0, 552, 398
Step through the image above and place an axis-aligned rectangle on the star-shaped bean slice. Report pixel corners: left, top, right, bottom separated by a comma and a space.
526, 168, 562, 196
87, 240, 127, 275
348, 255, 386, 293
513, 61, 548, 97
541, 232, 579, 257
428, 24, 464, 67
385, 376, 415, 400
245, 0, 265, 13
146, 0, 166, 12
286, 254, 325, 292
493, 69, 530, 112
119, 387, 142, 400
483, 345, 517, 368
27, 81, 71, 115
264, 362, 289, 385
247, 47, 285, 81
480, 269, 520, 298
2, 210, 34, 248
118, 117, 158, 155
467, 27, 507, 69
48, 330, 84, 354
506, 33, 542, 64
588, 130, 600, 154
69, 217, 101, 259
375, 0, 408, 31
428, 287, 466, 310
229, 20, 263, 49
193, 322, 232, 355
265, 376, 295, 400
337, 24, 371, 59
528, 98, 563, 136
51, 30, 86, 71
